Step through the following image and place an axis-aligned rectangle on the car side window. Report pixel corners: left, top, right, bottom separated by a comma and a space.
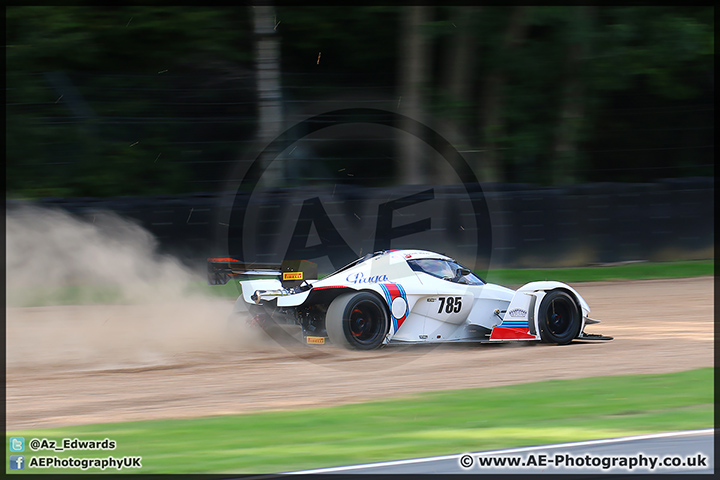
408, 259, 484, 285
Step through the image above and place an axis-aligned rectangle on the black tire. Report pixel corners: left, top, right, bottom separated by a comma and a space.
537, 290, 581, 345
326, 292, 390, 350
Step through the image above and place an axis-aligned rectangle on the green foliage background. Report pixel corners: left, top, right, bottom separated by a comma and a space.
5, 6, 714, 198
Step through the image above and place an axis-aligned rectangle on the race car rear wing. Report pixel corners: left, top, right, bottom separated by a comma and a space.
207, 257, 317, 288
207, 258, 280, 285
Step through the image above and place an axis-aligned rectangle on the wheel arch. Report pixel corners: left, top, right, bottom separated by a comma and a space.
305, 286, 392, 326
549, 286, 584, 313
304, 286, 355, 308
305, 286, 388, 309
518, 281, 589, 314
532, 287, 585, 343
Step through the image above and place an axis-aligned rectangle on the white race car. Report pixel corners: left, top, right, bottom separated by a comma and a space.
208, 250, 612, 349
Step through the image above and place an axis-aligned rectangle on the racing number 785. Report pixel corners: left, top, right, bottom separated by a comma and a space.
438, 296, 462, 314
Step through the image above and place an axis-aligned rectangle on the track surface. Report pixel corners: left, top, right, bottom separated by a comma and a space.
286, 429, 714, 475
5, 277, 714, 431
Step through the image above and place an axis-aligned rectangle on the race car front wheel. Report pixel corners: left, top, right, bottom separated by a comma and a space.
326, 292, 389, 350
537, 290, 581, 345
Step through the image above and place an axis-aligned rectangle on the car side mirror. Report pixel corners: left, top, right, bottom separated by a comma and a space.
457, 268, 472, 277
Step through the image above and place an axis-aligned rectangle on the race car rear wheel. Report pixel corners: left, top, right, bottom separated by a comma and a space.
537, 290, 581, 345
326, 292, 389, 350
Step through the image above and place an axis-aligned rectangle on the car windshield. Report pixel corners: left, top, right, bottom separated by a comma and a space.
407, 259, 485, 285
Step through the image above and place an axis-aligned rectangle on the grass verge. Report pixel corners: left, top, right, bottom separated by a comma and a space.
483, 259, 713, 286
6, 368, 713, 474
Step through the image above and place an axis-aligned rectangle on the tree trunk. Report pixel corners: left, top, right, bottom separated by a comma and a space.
477, 6, 528, 183
552, 6, 595, 185
439, 7, 480, 184
254, 5, 283, 188
397, 6, 431, 185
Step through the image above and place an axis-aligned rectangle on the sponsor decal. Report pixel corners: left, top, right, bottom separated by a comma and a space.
306, 336, 326, 345
345, 272, 389, 284
283, 271, 303, 281
508, 308, 528, 318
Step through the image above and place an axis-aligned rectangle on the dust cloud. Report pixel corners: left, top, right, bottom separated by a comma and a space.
5, 205, 269, 371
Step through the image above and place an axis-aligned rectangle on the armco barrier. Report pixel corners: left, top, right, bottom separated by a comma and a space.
6, 178, 713, 271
